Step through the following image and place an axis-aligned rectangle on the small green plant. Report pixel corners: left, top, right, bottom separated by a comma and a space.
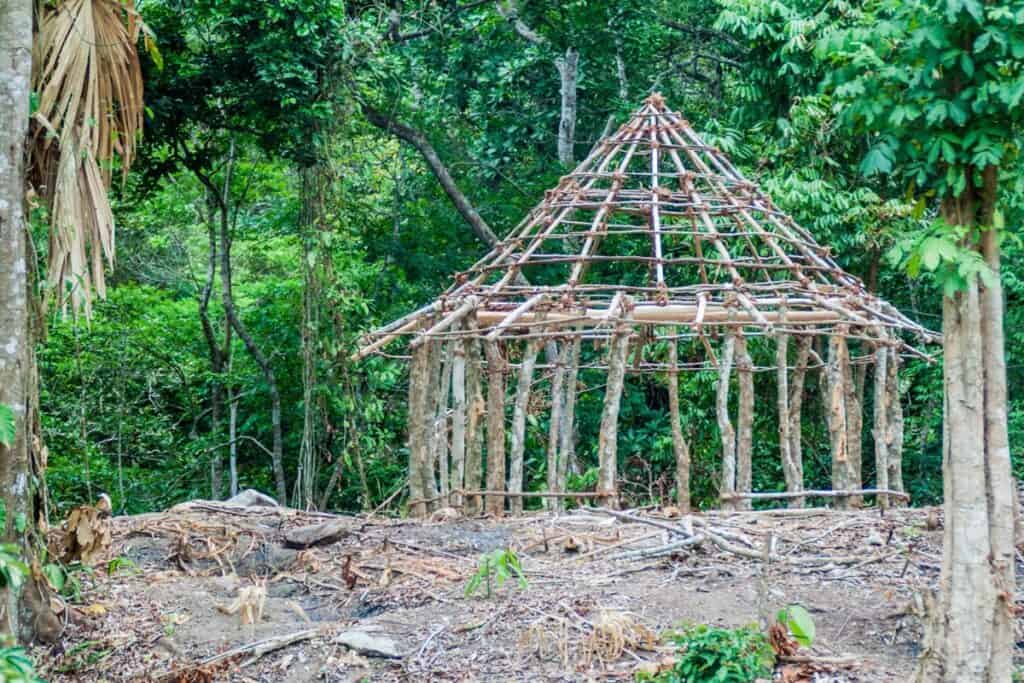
0, 544, 29, 593
464, 548, 527, 599
776, 605, 815, 648
0, 640, 42, 683
638, 623, 774, 683
0, 404, 15, 448
106, 555, 137, 575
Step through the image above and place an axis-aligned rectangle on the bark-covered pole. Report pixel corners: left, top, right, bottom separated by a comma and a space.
421, 340, 442, 512
545, 341, 569, 508
873, 339, 890, 510
843, 339, 864, 507
787, 333, 812, 508
556, 334, 581, 513
826, 332, 852, 510
597, 298, 633, 507
717, 328, 737, 511
464, 335, 485, 515
886, 345, 905, 502
449, 331, 467, 508
407, 343, 432, 517
667, 336, 691, 512
777, 310, 800, 507
484, 341, 507, 516
735, 331, 754, 512
435, 342, 454, 503
509, 341, 540, 515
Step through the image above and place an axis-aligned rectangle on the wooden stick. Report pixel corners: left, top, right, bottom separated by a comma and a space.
720, 488, 910, 502
508, 341, 539, 515
411, 296, 478, 348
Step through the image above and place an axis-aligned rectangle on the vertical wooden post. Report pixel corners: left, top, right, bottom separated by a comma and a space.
484, 341, 507, 516
826, 332, 852, 509
509, 341, 540, 515
407, 343, 431, 518
546, 341, 569, 508
597, 298, 632, 508
873, 339, 890, 509
717, 328, 737, 510
787, 333, 811, 508
886, 345, 905, 503
556, 334, 581, 513
735, 331, 754, 511
777, 310, 803, 507
450, 332, 467, 508
844, 340, 864, 507
435, 342, 453, 505
668, 335, 691, 512
464, 334, 485, 515
422, 340, 442, 512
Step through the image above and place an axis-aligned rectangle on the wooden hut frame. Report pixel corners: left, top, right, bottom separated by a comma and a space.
356, 94, 936, 516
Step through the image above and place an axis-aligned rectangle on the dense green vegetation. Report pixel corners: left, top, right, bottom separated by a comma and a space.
36, 0, 1023, 517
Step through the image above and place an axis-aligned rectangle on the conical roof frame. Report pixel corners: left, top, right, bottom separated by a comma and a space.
357, 94, 937, 363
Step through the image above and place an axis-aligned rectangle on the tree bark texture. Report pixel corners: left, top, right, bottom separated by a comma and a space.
0, 0, 53, 641
873, 342, 890, 510
843, 341, 863, 507
508, 341, 539, 515
735, 332, 754, 511
464, 335, 485, 515
825, 334, 853, 509
886, 345, 905, 500
556, 335, 581, 512
545, 341, 568, 508
421, 339, 441, 511
556, 48, 579, 165
434, 342, 453, 503
407, 344, 431, 518
668, 338, 691, 512
484, 341, 507, 516
786, 334, 812, 508
450, 333, 467, 508
717, 329, 737, 510
597, 318, 631, 508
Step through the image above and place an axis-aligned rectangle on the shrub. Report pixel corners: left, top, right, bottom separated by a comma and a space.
638, 623, 774, 683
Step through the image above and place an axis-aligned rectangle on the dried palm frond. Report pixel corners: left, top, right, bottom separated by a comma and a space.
29, 0, 146, 314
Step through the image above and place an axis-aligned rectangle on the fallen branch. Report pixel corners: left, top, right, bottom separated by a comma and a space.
720, 489, 909, 502
154, 627, 321, 682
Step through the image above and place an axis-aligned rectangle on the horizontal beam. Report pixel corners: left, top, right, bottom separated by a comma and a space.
475, 304, 842, 328
720, 488, 910, 502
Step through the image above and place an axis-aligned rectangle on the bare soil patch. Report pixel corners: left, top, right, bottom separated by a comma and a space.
32, 502, 973, 681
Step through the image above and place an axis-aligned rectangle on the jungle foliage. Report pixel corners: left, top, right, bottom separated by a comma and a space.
36, 0, 1023, 516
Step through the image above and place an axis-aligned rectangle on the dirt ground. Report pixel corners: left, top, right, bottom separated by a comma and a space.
31, 499, 992, 682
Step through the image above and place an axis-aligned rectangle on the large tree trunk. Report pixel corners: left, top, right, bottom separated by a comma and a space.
717, 329, 737, 510
509, 341, 539, 515
484, 341, 506, 516
0, 0, 56, 641
668, 338, 691, 512
735, 332, 754, 511
917, 186, 1014, 681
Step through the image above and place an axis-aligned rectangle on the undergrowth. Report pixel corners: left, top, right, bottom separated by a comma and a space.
637, 623, 774, 683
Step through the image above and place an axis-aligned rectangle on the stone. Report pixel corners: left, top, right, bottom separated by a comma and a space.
282, 519, 351, 549
334, 630, 402, 659
226, 489, 279, 507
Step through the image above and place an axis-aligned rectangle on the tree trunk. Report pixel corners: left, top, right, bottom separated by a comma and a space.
826, 334, 852, 509
199, 189, 228, 500
717, 329, 737, 510
735, 332, 754, 511
886, 345, 905, 500
873, 342, 890, 510
668, 338, 691, 512
464, 335, 485, 515
598, 309, 632, 508
556, 335, 581, 512
509, 341, 539, 515
435, 342, 453, 504
407, 344, 431, 518
545, 342, 568, 508
787, 333, 811, 508
917, 188, 1014, 681
556, 48, 579, 165
450, 333, 467, 508
0, 0, 56, 640
844, 341, 864, 507
483, 341, 506, 516
777, 324, 803, 507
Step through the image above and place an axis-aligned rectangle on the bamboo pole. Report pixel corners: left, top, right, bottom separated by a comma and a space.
407, 343, 431, 517
718, 326, 737, 510
509, 341, 540, 515
736, 331, 754, 512
484, 341, 507, 516
668, 337, 691, 512
597, 297, 633, 507
450, 330, 467, 508
873, 340, 890, 510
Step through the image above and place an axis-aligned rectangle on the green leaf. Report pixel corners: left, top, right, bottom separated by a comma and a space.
42, 563, 65, 592
779, 604, 816, 647
0, 405, 15, 448
14, 513, 26, 535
